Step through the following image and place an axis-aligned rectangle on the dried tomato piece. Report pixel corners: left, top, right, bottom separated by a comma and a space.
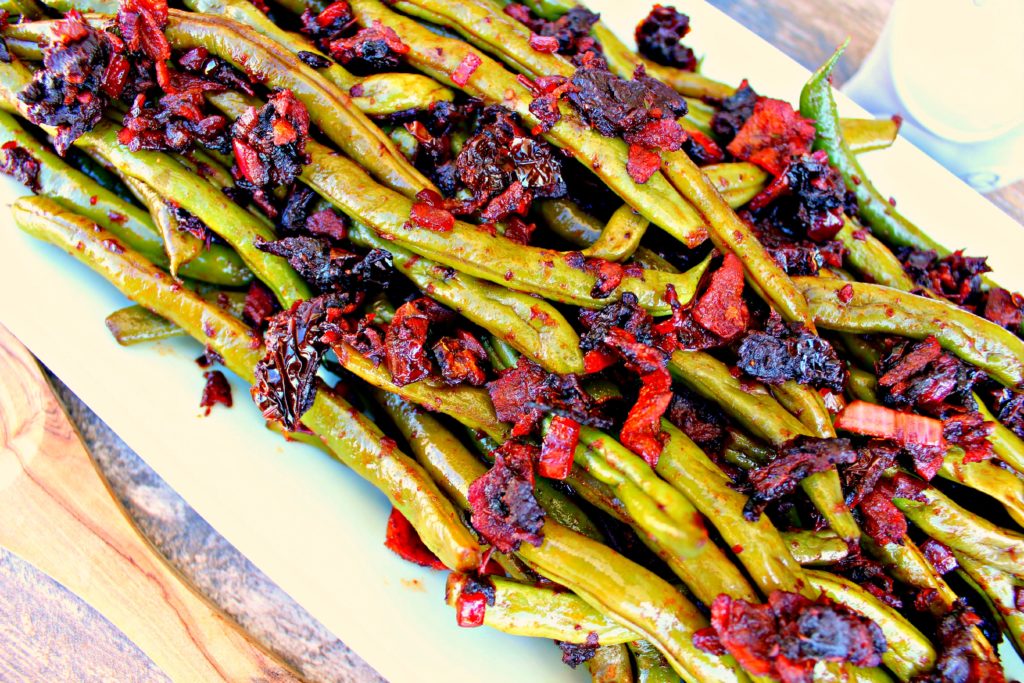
117, 0, 170, 63
748, 216, 846, 277
503, 4, 601, 61
256, 235, 361, 294
634, 5, 697, 71
488, 356, 550, 435
453, 574, 496, 627
920, 539, 958, 575
666, 389, 728, 452
539, 415, 580, 480
604, 328, 671, 466
0, 141, 40, 192
726, 98, 816, 176
119, 90, 231, 154
242, 281, 279, 328
556, 632, 600, 668
748, 151, 850, 242
737, 316, 846, 391
468, 440, 545, 553
384, 507, 446, 570
328, 21, 408, 74
385, 297, 453, 386
711, 79, 758, 143
177, 47, 254, 97
410, 197, 456, 232
859, 472, 928, 546
681, 128, 725, 166
919, 599, 1007, 683
432, 330, 488, 387
692, 253, 749, 339
200, 370, 232, 415
991, 388, 1024, 441
744, 437, 858, 520
840, 439, 898, 508
301, 0, 355, 48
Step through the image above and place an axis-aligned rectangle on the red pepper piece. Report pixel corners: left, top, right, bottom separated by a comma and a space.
539, 415, 580, 480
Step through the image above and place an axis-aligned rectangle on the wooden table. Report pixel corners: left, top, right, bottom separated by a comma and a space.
3, 2, 1022, 682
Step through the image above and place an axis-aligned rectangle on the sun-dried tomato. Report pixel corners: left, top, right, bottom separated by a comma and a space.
454, 574, 495, 627
711, 80, 759, 143
301, 0, 354, 48
748, 151, 851, 242
726, 98, 816, 176
328, 21, 408, 74
920, 539, 957, 575
432, 330, 488, 386
917, 599, 1006, 683
990, 387, 1024, 441
744, 437, 857, 520
604, 328, 671, 466
488, 357, 604, 437
177, 47, 255, 96
384, 507, 446, 570
858, 472, 927, 546
468, 440, 545, 553
384, 297, 453, 386
737, 315, 846, 391
0, 141, 40, 192
242, 281, 279, 328
119, 90, 231, 154
692, 252, 749, 338
503, 4, 601, 62
556, 632, 600, 668
666, 388, 728, 453
635, 5, 697, 71
539, 415, 580, 480
451, 51, 482, 86
749, 217, 846, 276
410, 197, 456, 232
256, 235, 361, 294
681, 128, 725, 166
579, 292, 653, 352
200, 370, 232, 415
117, 0, 170, 63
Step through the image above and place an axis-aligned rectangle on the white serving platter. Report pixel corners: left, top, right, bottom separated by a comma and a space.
1, 2, 1021, 681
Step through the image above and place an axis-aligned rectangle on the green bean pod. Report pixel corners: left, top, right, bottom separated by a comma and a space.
538, 199, 604, 248
836, 218, 917, 291
582, 204, 648, 262
105, 292, 246, 346
800, 44, 946, 255
118, 175, 203, 277
940, 448, 1024, 528
841, 117, 901, 154
847, 367, 880, 403
977, 398, 1024, 475
13, 196, 482, 572
586, 642, 633, 683
349, 222, 585, 374
444, 573, 640, 645
805, 569, 936, 680
630, 639, 677, 683
780, 529, 850, 566
794, 277, 1024, 390
956, 553, 1024, 657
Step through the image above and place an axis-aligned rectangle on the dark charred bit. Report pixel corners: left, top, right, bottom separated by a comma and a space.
579, 291, 654, 351
503, 4, 602, 62
858, 472, 928, 547
711, 79, 758, 144
230, 90, 311, 217
432, 330, 488, 387
119, 88, 232, 154
635, 5, 697, 71
0, 142, 41, 192
697, 591, 886, 682
835, 547, 903, 610
744, 437, 858, 520
467, 440, 545, 553
982, 287, 1024, 336
297, 50, 332, 69
989, 387, 1024, 441
326, 21, 409, 75
737, 315, 846, 391
748, 151, 851, 242
177, 46, 255, 97
0, 11, 10, 64
912, 599, 1006, 683
251, 294, 347, 430
117, 0, 171, 64
488, 357, 605, 437
384, 297, 453, 387
301, 1, 355, 50
279, 184, 318, 234
666, 387, 728, 453
256, 235, 360, 293
18, 11, 118, 155
897, 247, 991, 308
332, 312, 386, 367
200, 370, 232, 416
556, 632, 600, 669
840, 439, 899, 508
726, 97, 816, 176
747, 215, 846, 277
454, 106, 566, 221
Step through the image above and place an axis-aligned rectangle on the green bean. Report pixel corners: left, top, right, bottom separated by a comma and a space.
836, 218, 917, 291
940, 447, 1024, 528
704, 162, 770, 207
538, 199, 605, 248
629, 247, 679, 273
630, 639, 677, 683
889, 475, 1024, 578
349, 222, 585, 374
724, 429, 774, 465
0, 106, 250, 286
586, 642, 633, 683
841, 117, 901, 154
794, 277, 1024, 390
800, 44, 946, 255
350, 0, 712, 250
847, 367, 879, 403
14, 195, 483, 572
444, 572, 640, 644
582, 204, 648, 262
956, 553, 1024, 657
805, 569, 936, 680
35, 0, 114, 10
780, 529, 850, 566
0, 0, 44, 18
3, 36, 44, 59
118, 175, 203, 277
977, 398, 1024, 475
105, 291, 246, 346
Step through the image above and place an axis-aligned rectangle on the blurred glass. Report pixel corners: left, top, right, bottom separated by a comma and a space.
844, 0, 1024, 191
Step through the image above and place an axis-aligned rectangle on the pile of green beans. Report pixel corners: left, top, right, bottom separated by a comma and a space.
5, 0, 1023, 680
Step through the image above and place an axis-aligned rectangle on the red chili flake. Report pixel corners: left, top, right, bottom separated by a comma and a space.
528, 33, 560, 53
89, 196, 98, 205
200, 370, 232, 415
626, 143, 661, 184
726, 98, 816, 176
838, 283, 855, 303
410, 200, 455, 232
384, 507, 446, 570
692, 253, 749, 340
452, 52, 482, 87
539, 415, 580, 480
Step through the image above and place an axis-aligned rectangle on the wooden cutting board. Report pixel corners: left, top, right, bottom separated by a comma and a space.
0, 323, 300, 682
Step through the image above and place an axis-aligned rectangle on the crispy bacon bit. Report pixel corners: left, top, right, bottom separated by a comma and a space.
117, 0, 170, 63
432, 330, 488, 386
727, 98, 816, 176
744, 437, 858, 520
19, 12, 116, 154
301, 0, 354, 45
327, 21, 408, 73
897, 247, 989, 307
252, 295, 339, 430
983, 287, 1024, 334
737, 316, 846, 391
696, 591, 887, 682
917, 599, 1007, 683
841, 439, 899, 508
858, 472, 928, 546
604, 328, 671, 466
468, 440, 545, 553
384, 507, 446, 570
556, 632, 600, 668
635, 5, 697, 71
242, 281, 279, 328
177, 47, 255, 96
119, 89, 231, 154
749, 151, 850, 242
920, 539, 958, 575
836, 401, 946, 447
454, 574, 495, 627
384, 297, 453, 386
539, 415, 580, 480
231, 90, 311, 215
0, 142, 41, 192
503, 4, 601, 61
452, 51, 481, 87
528, 33, 559, 53
627, 143, 662, 183
666, 389, 727, 452
200, 370, 232, 415
711, 80, 759, 144
692, 253, 749, 339
835, 547, 903, 610
527, 74, 576, 133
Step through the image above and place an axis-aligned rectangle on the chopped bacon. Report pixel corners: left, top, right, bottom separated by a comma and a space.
384, 507, 446, 570
920, 599, 1007, 683
432, 330, 488, 386
692, 253, 748, 339
468, 441, 545, 553
666, 389, 728, 452
748, 151, 849, 242
200, 370, 232, 415
452, 52, 482, 87
503, 4, 601, 61
539, 415, 580, 480
743, 437, 858, 520
410, 198, 455, 231
328, 21, 408, 73
604, 328, 671, 466
488, 357, 551, 435
836, 401, 947, 448
117, 0, 170, 63
984, 287, 1024, 333
897, 247, 989, 307
385, 297, 452, 386
627, 143, 662, 183
726, 98, 816, 176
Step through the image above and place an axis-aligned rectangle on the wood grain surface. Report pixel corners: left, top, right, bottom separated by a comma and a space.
1, 2, 1021, 683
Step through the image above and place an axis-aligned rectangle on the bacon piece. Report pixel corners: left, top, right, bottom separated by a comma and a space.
604, 328, 671, 466
384, 507, 446, 570
539, 415, 580, 480
384, 297, 452, 386
468, 441, 545, 553
726, 98, 816, 176
432, 330, 488, 386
